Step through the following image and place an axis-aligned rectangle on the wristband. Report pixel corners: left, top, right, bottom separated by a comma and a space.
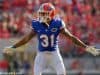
11, 45, 16, 48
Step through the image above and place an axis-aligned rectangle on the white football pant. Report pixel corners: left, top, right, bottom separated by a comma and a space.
34, 50, 66, 75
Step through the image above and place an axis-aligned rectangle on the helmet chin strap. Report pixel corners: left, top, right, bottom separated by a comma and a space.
39, 17, 51, 27
44, 18, 51, 27
44, 22, 49, 27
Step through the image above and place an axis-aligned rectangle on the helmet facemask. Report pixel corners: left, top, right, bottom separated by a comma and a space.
37, 3, 55, 26
38, 11, 51, 24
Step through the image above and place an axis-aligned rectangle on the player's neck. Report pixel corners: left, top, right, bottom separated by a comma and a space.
44, 20, 51, 27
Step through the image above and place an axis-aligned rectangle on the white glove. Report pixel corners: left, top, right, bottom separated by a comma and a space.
3, 46, 15, 55
86, 46, 100, 56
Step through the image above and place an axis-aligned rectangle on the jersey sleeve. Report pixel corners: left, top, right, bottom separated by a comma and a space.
31, 20, 39, 33
59, 20, 66, 30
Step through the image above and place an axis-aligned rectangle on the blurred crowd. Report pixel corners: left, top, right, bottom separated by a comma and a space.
0, 0, 100, 74
0, 0, 100, 62
0, 0, 100, 42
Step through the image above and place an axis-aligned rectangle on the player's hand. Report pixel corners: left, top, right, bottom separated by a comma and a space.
3, 46, 15, 55
86, 46, 100, 56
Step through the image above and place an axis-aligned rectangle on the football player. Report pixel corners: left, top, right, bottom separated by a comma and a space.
4, 3, 100, 75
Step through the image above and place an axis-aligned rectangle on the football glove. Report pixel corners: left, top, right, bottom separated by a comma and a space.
86, 46, 100, 56
3, 46, 15, 55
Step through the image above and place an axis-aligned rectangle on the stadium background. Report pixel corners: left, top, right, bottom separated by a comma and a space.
0, 0, 100, 75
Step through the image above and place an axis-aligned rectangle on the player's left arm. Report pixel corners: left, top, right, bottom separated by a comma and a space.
60, 26, 87, 48
60, 21, 100, 56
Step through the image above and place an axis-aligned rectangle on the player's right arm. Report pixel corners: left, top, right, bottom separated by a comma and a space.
12, 30, 36, 48
3, 30, 36, 54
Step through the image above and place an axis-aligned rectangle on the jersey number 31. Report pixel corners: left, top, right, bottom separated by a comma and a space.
40, 34, 54, 47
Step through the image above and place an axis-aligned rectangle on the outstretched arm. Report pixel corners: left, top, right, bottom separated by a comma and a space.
3, 30, 36, 54
60, 21, 87, 48
60, 28, 87, 48
12, 30, 36, 48
60, 21, 99, 56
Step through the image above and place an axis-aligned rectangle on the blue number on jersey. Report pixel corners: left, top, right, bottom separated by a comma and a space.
31, 18, 64, 52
